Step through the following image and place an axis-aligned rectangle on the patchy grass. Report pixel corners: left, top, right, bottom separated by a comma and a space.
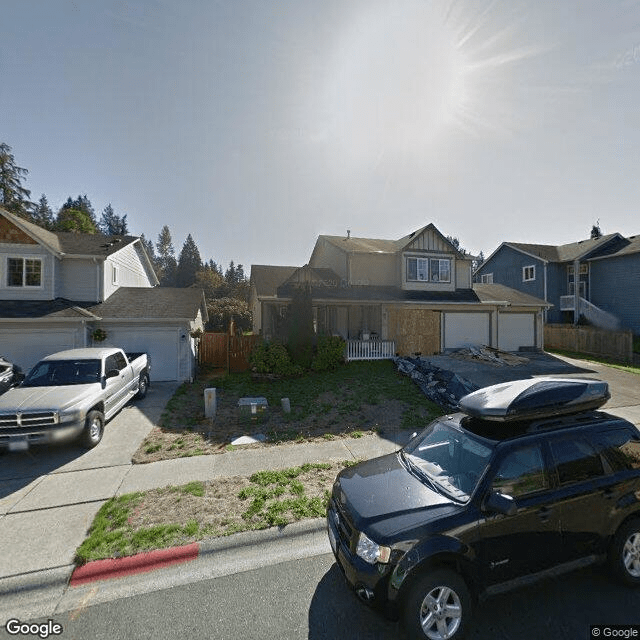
547, 349, 640, 376
75, 462, 349, 563
134, 360, 441, 463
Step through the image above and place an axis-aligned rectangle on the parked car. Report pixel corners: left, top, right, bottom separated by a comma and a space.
0, 356, 24, 395
327, 377, 640, 640
0, 348, 150, 452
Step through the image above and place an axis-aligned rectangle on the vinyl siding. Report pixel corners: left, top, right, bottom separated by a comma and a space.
104, 242, 155, 300
0, 244, 55, 300
58, 258, 101, 301
349, 252, 397, 286
309, 238, 348, 280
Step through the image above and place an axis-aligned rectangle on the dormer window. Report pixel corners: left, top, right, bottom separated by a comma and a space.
7, 257, 42, 288
406, 256, 451, 283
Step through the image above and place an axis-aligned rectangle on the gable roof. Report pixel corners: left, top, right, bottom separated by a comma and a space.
250, 265, 299, 297
473, 283, 552, 307
0, 207, 138, 258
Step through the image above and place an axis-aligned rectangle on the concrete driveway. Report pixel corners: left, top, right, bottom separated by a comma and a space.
0, 382, 178, 580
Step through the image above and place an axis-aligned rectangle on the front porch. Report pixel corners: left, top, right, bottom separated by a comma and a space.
559, 295, 620, 330
345, 339, 396, 362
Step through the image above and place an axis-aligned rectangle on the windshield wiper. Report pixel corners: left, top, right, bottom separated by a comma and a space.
400, 451, 441, 494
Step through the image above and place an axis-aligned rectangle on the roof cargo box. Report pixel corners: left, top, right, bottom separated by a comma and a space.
458, 377, 610, 422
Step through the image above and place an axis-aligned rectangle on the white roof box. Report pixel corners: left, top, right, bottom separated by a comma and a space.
458, 377, 610, 422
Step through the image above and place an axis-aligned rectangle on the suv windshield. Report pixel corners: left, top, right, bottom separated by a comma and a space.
22, 360, 102, 387
402, 419, 494, 501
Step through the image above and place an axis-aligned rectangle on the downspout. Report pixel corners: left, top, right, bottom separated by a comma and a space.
543, 263, 548, 322
93, 258, 101, 302
573, 259, 580, 324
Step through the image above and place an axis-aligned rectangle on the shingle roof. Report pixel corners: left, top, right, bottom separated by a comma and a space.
473, 283, 551, 307
505, 233, 622, 263
0, 299, 100, 319
85, 287, 208, 321
250, 265, 299, 297
0, 208, 138, 257
321, 235, 401, 253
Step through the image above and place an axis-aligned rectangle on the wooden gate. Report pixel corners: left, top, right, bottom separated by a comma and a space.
199, 332, 261, 373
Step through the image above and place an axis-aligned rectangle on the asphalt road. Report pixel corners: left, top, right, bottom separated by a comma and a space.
4, 546, 639, 640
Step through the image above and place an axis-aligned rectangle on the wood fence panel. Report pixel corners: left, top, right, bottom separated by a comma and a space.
199, 333, 228, 368
544, 324, 633, 363
229, 335, 261, 373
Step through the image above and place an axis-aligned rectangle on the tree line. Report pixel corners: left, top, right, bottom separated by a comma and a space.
0, 141, 250, 332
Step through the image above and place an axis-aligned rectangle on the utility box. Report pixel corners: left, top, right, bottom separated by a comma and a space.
238, 397, 268, 424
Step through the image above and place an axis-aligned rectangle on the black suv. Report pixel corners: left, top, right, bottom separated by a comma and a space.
327, 378, 640, 640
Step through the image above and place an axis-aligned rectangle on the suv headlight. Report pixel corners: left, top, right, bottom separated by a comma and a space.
356, 531, 391, 565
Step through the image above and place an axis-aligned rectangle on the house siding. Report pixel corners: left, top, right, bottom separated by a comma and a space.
103, 242, 155, 300
589, 254, 640, 333
349, 252, 397, 286
309, 238, 348, 280
545, 262, 565, 323
58, 258, 101, 302
0, 244, 55, 300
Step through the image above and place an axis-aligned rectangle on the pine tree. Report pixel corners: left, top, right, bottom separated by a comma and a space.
176, 234, 203, 287
33, 194, 54, 229
98, 203, 128, 235
61, 194, 97, 225
0, 143, 33, 216
156, 225, 177, 287
55, 208, 98, 233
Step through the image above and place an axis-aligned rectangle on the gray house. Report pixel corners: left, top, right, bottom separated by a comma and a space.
475, 233, 640, 333
251, 224, 550, 356
0, 208, 207, 381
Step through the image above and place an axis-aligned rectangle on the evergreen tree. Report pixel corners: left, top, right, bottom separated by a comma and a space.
98, 203, 128, 235
590, 221, 602, 239
176, 234, 203, 287
156, 225, 177, 287
55, 208, 98, 234
61, 194, 96, 225
0, 142, 33, 216
33, 194, 55, 229
285, 284, 314, 368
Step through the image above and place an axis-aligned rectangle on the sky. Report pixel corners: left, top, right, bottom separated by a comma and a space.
2, 0, 640, 273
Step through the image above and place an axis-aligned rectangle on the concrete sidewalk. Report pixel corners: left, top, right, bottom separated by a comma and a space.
0, 353, 638, 623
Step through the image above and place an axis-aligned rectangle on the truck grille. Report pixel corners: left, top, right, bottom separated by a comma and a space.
0, 412, 58, 429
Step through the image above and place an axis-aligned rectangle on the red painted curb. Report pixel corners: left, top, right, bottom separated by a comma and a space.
70, 543, 200, 586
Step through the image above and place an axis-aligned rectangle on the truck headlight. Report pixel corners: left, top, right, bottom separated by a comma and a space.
356, 531, 391, 565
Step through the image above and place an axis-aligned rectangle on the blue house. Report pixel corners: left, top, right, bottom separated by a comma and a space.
475, 233, 640, 334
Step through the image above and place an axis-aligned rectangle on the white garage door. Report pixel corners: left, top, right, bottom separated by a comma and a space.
443, 313, 490, 349
498, 313, 535, 352
104, 328, 179, 381
0, 329, 76, 373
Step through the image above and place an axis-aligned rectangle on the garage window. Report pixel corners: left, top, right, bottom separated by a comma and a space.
7, 257, 42, 287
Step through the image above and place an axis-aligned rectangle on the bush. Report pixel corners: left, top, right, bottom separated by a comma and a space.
249, 341, 303, 377
312, 336, 345, 372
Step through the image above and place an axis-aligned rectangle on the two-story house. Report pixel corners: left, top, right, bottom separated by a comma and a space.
475, 233, 640, 334
250, 224, 549, 356
0, 207, 207, 381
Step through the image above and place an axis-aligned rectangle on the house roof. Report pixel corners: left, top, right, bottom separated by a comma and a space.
0, 288, 208, 322
473, 283, 551, 307
84, 287, 208, 321
250, 265, 299, 297
0, 208, 138, 258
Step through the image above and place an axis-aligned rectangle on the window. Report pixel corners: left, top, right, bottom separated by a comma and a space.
6, 257, 42, 287
112, 265, 118, 285
480, 273, 493, 284
549, 437, 605, 485
491, 444, 548, 498
406, 257, 451, 283
568, 264, 589, 276
522, 265, 536, 282
594, 429, 640, 472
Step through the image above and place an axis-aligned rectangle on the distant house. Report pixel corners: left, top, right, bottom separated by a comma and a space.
250, 224, 549, 356
0, 207, 207, 381
475, 233, 640, 333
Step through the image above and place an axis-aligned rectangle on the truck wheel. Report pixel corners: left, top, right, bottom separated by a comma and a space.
610, 518, 640, 586
82, 410, 104, 448
402, 569, 471, 640
136, 373, 149, 399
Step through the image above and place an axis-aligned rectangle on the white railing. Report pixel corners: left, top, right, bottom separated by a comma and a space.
345, 340, 396, 362
558, 295, 620, 330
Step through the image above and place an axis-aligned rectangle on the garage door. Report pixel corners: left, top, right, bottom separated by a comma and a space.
498, 313, 535, 351
443, 313, 490, 349
104, 328, 179, 381
0, 329, 77, 373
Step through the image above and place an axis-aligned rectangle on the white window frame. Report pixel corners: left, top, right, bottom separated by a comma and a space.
522, 265, 536, 282
5, 256, 43, 288
480, 273, 493, 284
568, 264, 588, 276
430, 258, 451, 283
406, 257, 430, 282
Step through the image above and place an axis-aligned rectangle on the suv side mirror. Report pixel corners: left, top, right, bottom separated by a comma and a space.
484, 491, 517, 516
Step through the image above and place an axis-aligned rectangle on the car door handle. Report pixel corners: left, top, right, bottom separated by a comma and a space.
538, 506, 552, 522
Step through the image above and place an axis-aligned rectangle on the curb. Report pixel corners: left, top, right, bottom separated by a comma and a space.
68, 517, 326, 587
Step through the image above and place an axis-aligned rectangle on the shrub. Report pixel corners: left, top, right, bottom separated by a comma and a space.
312, 336, 345, 372
249, 341, 302, 377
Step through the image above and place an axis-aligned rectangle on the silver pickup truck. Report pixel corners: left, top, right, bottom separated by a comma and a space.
0, 347, 150, 452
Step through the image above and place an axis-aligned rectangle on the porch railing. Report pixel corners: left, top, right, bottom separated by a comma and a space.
559, 295, 620, 331
345, 339, 396, 362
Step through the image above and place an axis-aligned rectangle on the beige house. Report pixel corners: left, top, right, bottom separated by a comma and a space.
250, 224, 550, 357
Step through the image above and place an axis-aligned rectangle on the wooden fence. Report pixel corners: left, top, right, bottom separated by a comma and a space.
199, 332, 261, 373
544, 324, 633, 364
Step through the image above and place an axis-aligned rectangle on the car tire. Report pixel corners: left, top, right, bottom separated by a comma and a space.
402, 568, 471, 640
136, 373, 149, 399
610, 518, 640, 586
81, 410, 104, 449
